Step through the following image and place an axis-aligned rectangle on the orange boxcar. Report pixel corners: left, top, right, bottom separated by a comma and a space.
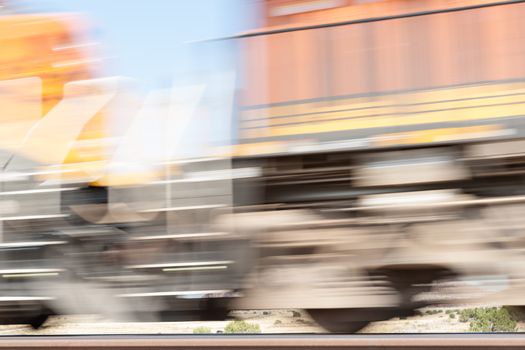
237, 0, 525, 152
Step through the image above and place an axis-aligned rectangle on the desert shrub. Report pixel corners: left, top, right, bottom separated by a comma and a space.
449, 313, 456, 319
459, 307, 517, 332
193, 326, 212, 334
459, 312, 469, 323
425, 309, 440, 315
224, 320, 261, 334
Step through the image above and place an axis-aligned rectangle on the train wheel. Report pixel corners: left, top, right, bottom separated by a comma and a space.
28, 314, 49, 329
307, 309, 370, 333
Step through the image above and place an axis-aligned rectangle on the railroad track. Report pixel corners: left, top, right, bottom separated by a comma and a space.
0, 334, 523, 349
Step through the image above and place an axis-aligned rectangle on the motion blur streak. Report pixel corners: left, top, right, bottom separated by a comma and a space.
4, 0, 525, 334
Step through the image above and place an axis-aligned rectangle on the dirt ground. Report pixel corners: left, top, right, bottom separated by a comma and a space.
0, 310, 321, 335
0, 306, 523, 335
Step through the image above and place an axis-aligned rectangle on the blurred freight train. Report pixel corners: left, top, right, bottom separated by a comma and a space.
226, 0, 525, 332
3, 0, 525, 333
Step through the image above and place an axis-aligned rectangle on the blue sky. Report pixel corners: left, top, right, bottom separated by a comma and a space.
18, 0, 259, 90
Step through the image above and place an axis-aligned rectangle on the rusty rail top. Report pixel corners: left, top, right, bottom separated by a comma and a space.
0, 334, 524, 349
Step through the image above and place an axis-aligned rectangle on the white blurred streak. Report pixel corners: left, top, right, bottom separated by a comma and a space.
0, 172, 29, 182
0, 214, 67, 221
359, 190, 459, 207
108, 82, 207, 175
0, 77, 41, 165
8, 77, 126, 167
153, 167, 261, 184
0, 268, 63, 274
52, 42, 98, 51
108, 88, 169, 172
205, 71, 236, 149
51, 58, 106, 68
106, 70, 237, 172
2, 273, 59, 278
128, 261, 233, 269
142, 204, 226, 213
131, 232, 228, 240
0, 187, 78, 196
165, 84, 206, 160
117, 290, 232, 298
0, 241, 65, 248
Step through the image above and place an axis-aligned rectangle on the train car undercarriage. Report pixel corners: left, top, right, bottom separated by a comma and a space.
223, 139, 525, 331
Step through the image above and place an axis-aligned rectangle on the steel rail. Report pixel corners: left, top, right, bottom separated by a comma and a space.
0, 334, 524, 350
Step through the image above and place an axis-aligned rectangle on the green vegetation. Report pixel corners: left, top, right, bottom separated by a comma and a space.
192, 326, 212, 334
425, 309, 441, 315
458, 307, 517, 332
224, 320, 261, 334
